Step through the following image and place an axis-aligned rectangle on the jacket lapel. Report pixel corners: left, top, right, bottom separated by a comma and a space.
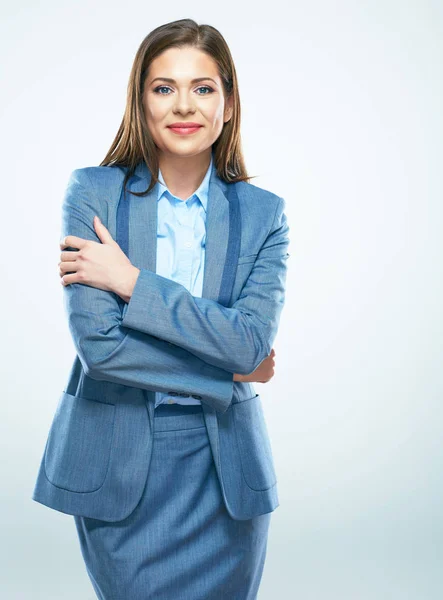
127, 161, 231, 303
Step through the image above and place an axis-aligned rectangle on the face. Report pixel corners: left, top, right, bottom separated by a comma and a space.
142, 45, 233, 160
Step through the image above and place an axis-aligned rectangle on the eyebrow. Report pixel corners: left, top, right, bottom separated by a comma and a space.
149, 77, 218, 85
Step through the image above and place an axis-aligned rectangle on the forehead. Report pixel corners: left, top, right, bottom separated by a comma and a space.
147, 46, 220, 82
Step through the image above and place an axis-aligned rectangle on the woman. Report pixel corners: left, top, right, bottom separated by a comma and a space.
32, 18, 290, 600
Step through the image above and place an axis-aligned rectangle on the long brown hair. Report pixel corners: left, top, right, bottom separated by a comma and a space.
100, 18, 254, 197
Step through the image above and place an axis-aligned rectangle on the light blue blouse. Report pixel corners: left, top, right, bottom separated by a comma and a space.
152, 154, 213, 407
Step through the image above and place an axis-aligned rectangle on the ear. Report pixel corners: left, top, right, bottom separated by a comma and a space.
224, 94, 234, 124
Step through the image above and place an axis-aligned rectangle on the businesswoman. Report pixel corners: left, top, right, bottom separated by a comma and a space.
36, 18, 289, 600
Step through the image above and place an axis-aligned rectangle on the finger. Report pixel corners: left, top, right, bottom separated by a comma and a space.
59, 235, 88, 250
94, 216, 116, 245
60, 272, 77, 286
60, 251, 78, 261
58, 261, 78, 275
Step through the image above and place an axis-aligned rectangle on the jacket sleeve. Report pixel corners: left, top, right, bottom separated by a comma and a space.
61, 168, 234, 414
120, 196, 290, 375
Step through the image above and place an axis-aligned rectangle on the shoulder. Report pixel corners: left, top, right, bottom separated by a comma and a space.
236, 179, 281, 202
63, 166, 128, 218
235, 179, 285, 228
68, 165, 126, 195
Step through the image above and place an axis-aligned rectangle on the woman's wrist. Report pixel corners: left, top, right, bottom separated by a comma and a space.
233, 373, 245, 382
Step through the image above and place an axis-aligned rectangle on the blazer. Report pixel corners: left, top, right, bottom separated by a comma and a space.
32, 159, 290, 522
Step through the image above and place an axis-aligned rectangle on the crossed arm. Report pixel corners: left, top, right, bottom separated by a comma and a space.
120, 192, 289, 374
61, 168, 289, 413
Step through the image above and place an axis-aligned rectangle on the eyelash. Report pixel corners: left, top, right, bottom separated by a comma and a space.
153, 85, 215, 96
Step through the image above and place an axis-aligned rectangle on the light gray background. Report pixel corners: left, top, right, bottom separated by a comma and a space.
1, 1, 441, 598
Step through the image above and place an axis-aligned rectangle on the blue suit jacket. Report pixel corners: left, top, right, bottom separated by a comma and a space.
32, 160, 290, 521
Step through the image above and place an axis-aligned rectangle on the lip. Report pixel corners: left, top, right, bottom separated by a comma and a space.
167, 122, 203, 128
167, 123, 203, 136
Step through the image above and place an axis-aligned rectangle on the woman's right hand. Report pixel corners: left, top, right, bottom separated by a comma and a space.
233, 348, 275, 383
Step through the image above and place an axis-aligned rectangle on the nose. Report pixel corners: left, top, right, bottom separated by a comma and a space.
173, 90, 196, 114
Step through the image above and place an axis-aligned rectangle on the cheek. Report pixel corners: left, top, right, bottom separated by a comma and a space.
203, 102, 226, 127
144, 105, 169, 144
143, 94, 169, 123
145, 105, 165, 123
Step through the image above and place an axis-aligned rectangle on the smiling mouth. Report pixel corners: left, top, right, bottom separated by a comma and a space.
167, 125, 203, 135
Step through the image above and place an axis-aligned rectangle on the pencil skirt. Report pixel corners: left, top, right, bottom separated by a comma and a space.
73, 403, 272, 600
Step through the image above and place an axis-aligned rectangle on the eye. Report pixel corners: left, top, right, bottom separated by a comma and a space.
153, 85, 172, 95
196, 86, 214, 95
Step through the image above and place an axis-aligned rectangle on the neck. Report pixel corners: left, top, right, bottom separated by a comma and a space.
158, 150, 212, 200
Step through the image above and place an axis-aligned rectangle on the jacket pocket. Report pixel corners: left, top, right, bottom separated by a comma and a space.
232, 394, 277, 491
44, 391, 116, 493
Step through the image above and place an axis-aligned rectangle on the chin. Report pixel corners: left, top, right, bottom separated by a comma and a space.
163, 145, 206, 158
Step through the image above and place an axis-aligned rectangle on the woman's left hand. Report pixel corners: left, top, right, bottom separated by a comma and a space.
59, 216, 140, 302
